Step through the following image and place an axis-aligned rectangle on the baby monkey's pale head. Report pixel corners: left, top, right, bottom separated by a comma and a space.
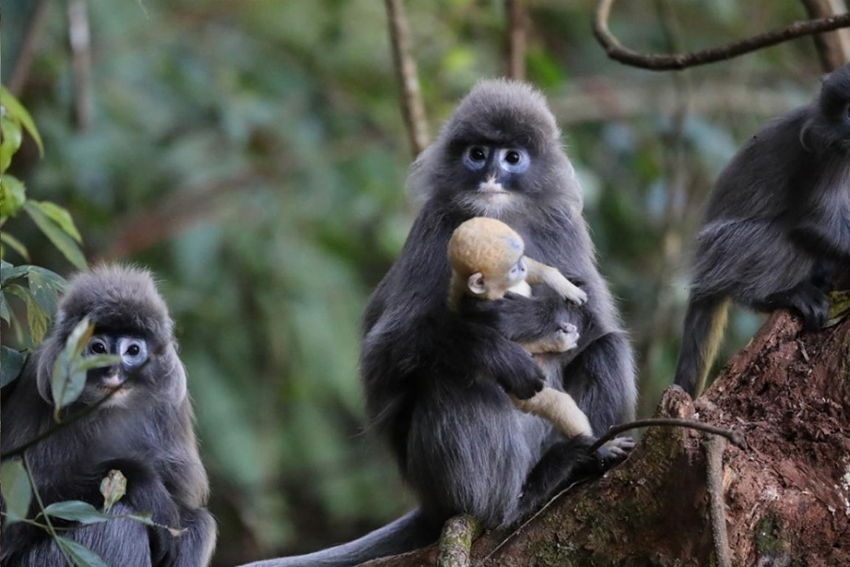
448, 217, 528, 300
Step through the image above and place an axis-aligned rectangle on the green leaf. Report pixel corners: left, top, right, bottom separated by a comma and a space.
0, 290, 9, 324
44, 501, 112, 524
27, 266, 67, 292
0, 460, 32, 524
1, 261, 30, 284
23, 201, 87, 270
0, 174, 26, 217
0, 86, 44, 156
1, 346, 26, 387
75, 354, 121, 373
5, 283, 48, 344
56, 537, 111, 567
28, 201, 83, 243
28, 268, 61, 317
51, 318, 95, 411
1, 232, 30, 261
100, 470, 127, 513
0, 115, 23, 173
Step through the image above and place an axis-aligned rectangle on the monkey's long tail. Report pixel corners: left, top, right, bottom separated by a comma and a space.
239, 509, 438, 567
673, 297, 730, 397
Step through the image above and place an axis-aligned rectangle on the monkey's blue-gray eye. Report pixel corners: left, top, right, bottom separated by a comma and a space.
463, 146, 488, 170
499, 148, 529, 173
118, 337, 148, 368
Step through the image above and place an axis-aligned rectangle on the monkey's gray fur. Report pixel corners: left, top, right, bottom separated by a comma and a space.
674, 65, 850, 397
243, 79, 636, 567
1, 265, 216, 566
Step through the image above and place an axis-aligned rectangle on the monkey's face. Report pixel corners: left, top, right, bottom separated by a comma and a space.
451, 142, 535, 215
81, 332, 150, 406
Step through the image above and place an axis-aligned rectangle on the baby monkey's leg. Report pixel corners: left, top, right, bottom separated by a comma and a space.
524, 257, 587, 305
511, 388, 593, 437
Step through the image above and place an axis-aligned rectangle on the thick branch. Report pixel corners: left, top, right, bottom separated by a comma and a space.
594, 0, 850, 70
384, 0, 429, 157
801, 0, 850, 71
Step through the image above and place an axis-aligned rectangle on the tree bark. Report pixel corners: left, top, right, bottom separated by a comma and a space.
364, 307, 850, 566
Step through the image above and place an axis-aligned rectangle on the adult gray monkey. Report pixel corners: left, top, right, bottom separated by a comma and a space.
674, 65, 850, 397
1, 266, 216, 566
243, 79, 636, 567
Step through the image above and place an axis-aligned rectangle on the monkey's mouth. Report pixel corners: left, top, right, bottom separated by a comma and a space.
478, 180, 508, 194
98, 375, 132, 402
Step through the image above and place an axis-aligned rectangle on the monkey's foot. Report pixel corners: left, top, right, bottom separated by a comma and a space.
767, 282, 829, 330
564, 286, 588, 306
594, 436, 635, 469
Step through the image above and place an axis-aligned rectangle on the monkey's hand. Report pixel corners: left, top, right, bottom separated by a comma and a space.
525, 257, 588, 306
489, 338, 546, 400
593, 436, 635, 470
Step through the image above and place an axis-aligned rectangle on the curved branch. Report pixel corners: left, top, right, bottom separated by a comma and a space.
588, 417, 745, 454
594, 0, 850, 71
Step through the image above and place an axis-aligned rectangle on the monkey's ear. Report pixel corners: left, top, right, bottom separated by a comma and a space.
467, 273, 487, 296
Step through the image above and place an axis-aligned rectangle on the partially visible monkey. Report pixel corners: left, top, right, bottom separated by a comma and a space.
674, 65, 850, 397
1, 266, 216, 566
243, 79, 636, 567
448, 216, 592, 438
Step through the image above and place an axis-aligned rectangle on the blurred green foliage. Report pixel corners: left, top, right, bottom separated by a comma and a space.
1, 0, 830, 564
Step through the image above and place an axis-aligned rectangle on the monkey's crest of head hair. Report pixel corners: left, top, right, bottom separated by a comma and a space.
448, 217, 524, 278
806, 64, 850, 151
54, 264, 174, 341
441, 79, 560, 152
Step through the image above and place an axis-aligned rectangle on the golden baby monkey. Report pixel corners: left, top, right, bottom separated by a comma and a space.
448, 217, 587, 309
448, 217, 592, 438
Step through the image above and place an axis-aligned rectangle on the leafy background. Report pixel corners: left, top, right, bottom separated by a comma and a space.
1, 0, 830, 564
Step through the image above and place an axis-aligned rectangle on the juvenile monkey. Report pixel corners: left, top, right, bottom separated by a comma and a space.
448, 216, 592, 438
674, 65, 850, 397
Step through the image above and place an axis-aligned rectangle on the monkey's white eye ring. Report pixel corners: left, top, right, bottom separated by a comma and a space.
118, 337, 148, 368
499, 148, 529, 173
463, 146, 489, 170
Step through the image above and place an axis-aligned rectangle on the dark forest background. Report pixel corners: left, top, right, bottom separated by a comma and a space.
1, 1, 835, 564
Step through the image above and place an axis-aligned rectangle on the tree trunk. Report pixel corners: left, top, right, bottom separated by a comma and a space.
365, 308, 850, 566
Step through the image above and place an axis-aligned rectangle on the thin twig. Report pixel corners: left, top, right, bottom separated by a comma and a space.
705, 436, 732, 567
23, 454, 75, 567
1, 360, 152, 460
9, 0, 53, 96
473, 478, 586, 567
506, 0, 526, 80
384, 0, 429, 156
588, 418, 746, 454
594, 0, 850, 70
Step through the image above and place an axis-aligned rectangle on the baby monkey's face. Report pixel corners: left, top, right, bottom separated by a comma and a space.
504, 257, 528, 289
484, 256, 527, 297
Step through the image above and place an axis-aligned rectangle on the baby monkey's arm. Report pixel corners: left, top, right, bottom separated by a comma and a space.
524, 257, 587, 306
